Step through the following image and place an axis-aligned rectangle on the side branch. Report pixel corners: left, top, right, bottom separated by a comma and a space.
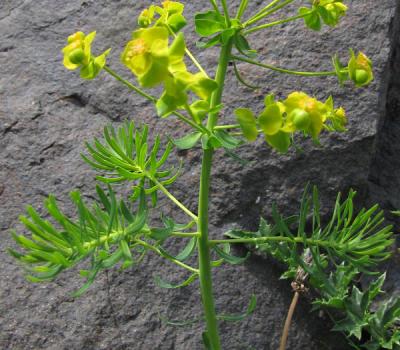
103, 66, 207, 134
244, 13, 309, 34
137, 239, 199, 273
231, 55, 340, 77
209, 236, 333, 248
244, 0, 295, 27
149, 175, 199, 222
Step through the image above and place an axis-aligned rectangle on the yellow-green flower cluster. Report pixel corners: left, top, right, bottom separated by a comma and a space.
121, 27, 170, 88
138, 1, 186, 33
348, 50, 374, 87
121, 21, 217, 117
333, 50, 374, 88
235, 92, 347, 153
62, 31, 110, 80
300, 0, 347, 31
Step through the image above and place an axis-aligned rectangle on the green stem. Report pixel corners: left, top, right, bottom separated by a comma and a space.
104, 66, 155, 101
214, 124, 240, 130
209, 0, 221, 15
197, 39, 233, 350
231, 55, 340, 77
245, 13, 308, 34
221, 0, 231, 27
207, 42, 233, 129
198, 149, 220, 348
186, 48, 208, 76
209, 236, 335, 248
166, 24, 208, 76
149, 175, 198, 222
249, 0, 285, 21
103, 66, 206, 133
244, 0, 295, 27
137, 239, 199, 273
236, 0, 249, 20
170, 231, 200, 238
184, 102, 200, 124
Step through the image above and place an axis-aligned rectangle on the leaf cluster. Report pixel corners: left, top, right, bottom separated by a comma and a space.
9, 122, 199, 296
9, 186, 147, 296
227, 186, 393, 273
226, 185, 397, 349
83, 121, 179, 206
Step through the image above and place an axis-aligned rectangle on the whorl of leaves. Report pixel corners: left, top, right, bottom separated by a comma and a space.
82, 121, 180, 205
9, 186, 147, 296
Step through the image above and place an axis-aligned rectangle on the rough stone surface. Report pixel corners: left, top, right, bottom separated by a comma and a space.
1, 0, 399, 349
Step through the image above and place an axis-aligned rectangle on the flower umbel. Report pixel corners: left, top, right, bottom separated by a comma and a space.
299, 0, 347, 31
62, 31, 110, 80
138, 1, 186, 33
122, 26, 217, 117
235, 92, 346, 153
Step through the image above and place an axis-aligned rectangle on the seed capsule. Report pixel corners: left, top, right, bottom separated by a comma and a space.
291, 108, 311, 130
68, 48, 85, 64
355, 69, 369, 85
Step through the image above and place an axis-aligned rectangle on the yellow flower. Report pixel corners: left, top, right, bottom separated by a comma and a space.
62, 31, 110, 80
282, 92, 327, 139
62, 31, 89, 69
324, 103, 347, 132
137, 1, 186, 33
321, 1, 348, 26
348, 50, 374, 87
138, 6, 155, 27
121, 27, 170, 87
235, 93, 346, 153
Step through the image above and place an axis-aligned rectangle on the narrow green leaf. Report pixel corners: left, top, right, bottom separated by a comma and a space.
154, 273, 198, 289
96, 185, 111, 212
175, 237, 197, 261
119, 240, 132, 260
213, 244, 250, 265
100, 249, 124, 269
214, 130, 241, 149
72, 267, 100, 297
217, 294, 257, 322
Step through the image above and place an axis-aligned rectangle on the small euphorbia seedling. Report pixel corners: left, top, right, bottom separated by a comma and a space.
9, 1, 392, 349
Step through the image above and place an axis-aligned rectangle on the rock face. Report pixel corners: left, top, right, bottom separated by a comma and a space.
1, 1, 399, 349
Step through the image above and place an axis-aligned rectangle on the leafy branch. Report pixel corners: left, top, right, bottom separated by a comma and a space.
227, 185, 397, 349
222, 186, 393, 273
82, 121, 197, 221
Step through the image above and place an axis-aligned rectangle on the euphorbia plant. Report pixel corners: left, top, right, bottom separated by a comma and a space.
10, 1, 392, 349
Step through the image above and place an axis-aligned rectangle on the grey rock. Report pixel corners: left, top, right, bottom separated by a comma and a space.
1, 0, 399, 349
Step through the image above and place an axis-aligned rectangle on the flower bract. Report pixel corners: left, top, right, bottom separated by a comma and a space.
62, 31, 110, 80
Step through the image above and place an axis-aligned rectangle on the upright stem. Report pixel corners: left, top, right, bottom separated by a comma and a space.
197, 40, 233, 350
197, 149, 220, 348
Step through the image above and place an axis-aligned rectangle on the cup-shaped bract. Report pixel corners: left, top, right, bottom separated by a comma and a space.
62, 31, 110, 80
348, 50, 374, 87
